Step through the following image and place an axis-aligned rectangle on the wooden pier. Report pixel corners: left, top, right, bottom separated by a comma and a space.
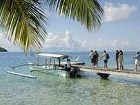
73, 65, 138, 73
72, 65, 140, 78
53, 63, 140, 78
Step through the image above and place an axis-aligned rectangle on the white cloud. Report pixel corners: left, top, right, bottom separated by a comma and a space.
110, 40, 130, 50
43, 32, 134, 51
43, 31, 81, 51
0, 30, 138, 52
79, 38, 132, 51
104, 3, 137, 22
0, 31, 20, 51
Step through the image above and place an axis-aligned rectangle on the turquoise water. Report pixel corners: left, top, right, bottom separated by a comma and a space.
0, 52, 140, 105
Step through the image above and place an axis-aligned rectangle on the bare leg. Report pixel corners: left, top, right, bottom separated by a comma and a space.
120, 62, 123, 70
104, 63, 108, 71
116, 61, 119, 69
135, 65, 137, 72
104, 64, 106, 70
106, 63, 108, 70
118, 62, 121, 71
104, 64, 105, 70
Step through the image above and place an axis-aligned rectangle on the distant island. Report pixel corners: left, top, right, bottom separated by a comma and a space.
0, 47, 7, 52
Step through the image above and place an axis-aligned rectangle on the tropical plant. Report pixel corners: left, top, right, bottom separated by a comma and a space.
0, 0, 103, 53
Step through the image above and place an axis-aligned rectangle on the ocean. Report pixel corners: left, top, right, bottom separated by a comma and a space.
0, 52, 140, 105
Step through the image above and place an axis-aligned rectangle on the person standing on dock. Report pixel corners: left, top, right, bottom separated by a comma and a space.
118, 50, 124, 70
95, 51, 99, 67
134, 51, 140, 71
89, 50, 99, 67
89, 50, 94, 66
100, 50, 109, 70
116, 49, 119, 69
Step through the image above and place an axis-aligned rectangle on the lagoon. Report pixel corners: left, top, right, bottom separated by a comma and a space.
0, 52, 140, 105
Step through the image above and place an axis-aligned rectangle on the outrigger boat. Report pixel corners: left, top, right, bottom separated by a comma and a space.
6, 63, 37, 79
29, 53, 85, 78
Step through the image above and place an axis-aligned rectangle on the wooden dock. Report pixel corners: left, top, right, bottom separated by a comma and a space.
54, 63, 140, 78
72, 65, 140, 78
73, 65, 138, 73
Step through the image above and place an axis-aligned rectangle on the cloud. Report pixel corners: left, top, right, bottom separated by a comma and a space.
80, 38, 132, 51
104, 3, 137, 22
0, 31, 20, 51
43, 31, 81, 51
43, 32, 134, 51
110, 40, 130, 49
0, 30, 138, 52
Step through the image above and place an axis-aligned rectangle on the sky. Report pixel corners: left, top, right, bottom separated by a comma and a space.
0, 0, 140, 52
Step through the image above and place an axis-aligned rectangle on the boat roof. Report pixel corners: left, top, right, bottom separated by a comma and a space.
38, 53, 67, 58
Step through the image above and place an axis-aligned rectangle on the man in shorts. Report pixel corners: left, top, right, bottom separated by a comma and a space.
100, 50, 109, 70
134, 52, 140, 71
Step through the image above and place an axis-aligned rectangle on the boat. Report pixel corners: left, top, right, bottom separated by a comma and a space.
6, 63, 37, 79
29, 53, 85, 78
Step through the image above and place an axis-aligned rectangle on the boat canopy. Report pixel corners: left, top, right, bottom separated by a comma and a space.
38, 53, 68, 58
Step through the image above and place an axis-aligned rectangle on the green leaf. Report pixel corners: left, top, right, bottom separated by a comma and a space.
0, 0, 47, 54
46, 0, 104, 31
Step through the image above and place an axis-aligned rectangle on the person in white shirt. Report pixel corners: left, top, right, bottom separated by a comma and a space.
100, 50, 109, 70
89, 50, 94, 66
134, 51, 140, 71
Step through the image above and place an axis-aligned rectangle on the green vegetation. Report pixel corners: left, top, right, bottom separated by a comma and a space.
0, 47, 7, 52
0, 0, 103, 53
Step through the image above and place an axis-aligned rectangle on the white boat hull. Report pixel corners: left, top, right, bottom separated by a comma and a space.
30, 65, 70, 77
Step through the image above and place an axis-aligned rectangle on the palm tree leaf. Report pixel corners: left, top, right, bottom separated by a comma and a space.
0, 0, 47, 53
46, 0, 104, 31
0, 0, 103, 54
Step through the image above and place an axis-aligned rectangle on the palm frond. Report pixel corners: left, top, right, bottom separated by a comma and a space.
0, 0, 47, 53
0, 0, 103, 54
46, 0, 104, 31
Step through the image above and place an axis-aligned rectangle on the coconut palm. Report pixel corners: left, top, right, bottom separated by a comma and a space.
0, 0, 103, 53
